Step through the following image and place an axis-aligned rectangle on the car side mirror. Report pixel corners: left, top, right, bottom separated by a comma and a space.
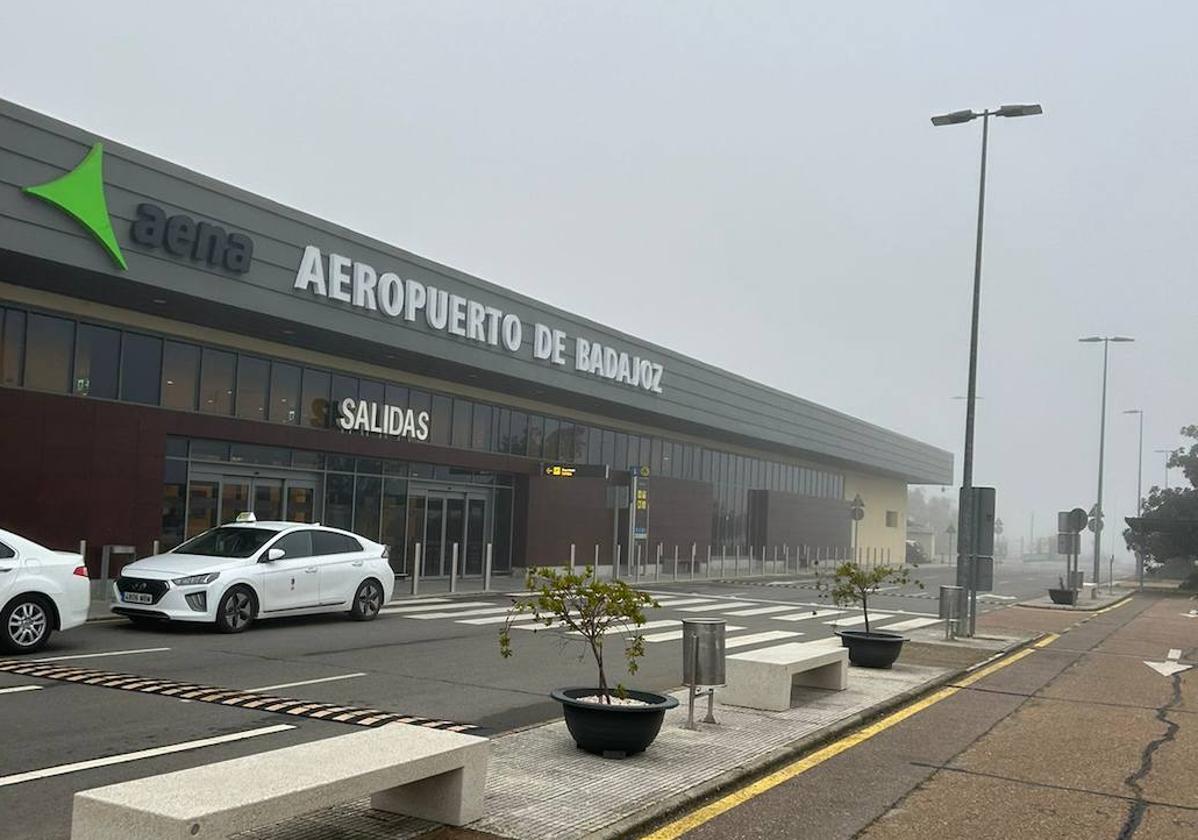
263, 548, 286, 562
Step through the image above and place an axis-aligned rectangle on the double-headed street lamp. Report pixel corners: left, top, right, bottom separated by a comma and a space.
932, 103, 1042, 634
1154, 448, 1173, 489
1079, 336, 1135, 596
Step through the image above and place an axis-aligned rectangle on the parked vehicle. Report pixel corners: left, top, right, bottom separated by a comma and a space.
0, 528, 90, 653
112, 514, 393, 633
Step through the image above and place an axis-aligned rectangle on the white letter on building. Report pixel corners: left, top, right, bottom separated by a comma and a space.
533, 323, 553, 360
337, 397, 356, 430
576, 337, 591, 371
328, 253, 352, 303
405, 279, 426, 322
378, 272, 404, 317
426, 288, 449, 330
352, 262, 378, 311
294, 245, 327, 296
501, 314, 523, 352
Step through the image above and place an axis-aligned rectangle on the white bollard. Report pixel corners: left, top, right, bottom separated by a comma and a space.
706, 544, 712, 578
594, 543, 600, 578
673, 545, 680, 581
484, 543, 493, 591
411, 543, 422, 596
615, 544, 622, 580
691, 543, 697, 580
569, 543, 576, 574
450, 543, 459, 593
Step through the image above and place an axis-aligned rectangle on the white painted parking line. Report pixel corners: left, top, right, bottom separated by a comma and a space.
0, 724, 295, 788
459, 612, 544, 626
642, 625, 746, 643
0, 685, 42, 695
773, 609, 843, 622
877, 617, 943, 632
650, 598, 716, 608
380, 602, 492, 615
386, 597, 448, 606
410, 606, 511, 620
724, 605, 797, 617
32, 647, 171, 663
676, 603, 740, 613
724, 630, 802, 649
247, 673, 367, 692
825, 614, 893, 627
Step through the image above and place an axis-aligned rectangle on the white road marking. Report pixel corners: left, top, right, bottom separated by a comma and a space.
459, 612, 544, 626
0, 686, 42, 696
386, 597, 448, 606
978, 594, 1017, 601
725, 605, 798, 617
410, 606, 511, 620
724, 630, 803, 649
567, 619, 680, 636
380, 602, 492, 615
877, 617, 943, 632
643, 625, 746, 643
247, 673, 367, 692
650, 598, 716, 608
773, 609, 843, 622
676, 603, 740, 613
1144, 660, 1191, 677
1168, 649, 1182, 661
825, 614, 894, 627
32, 647, 170, 663
0, 724, 295, 788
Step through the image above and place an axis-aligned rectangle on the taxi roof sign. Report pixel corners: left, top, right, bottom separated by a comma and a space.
235, 511, 257, 523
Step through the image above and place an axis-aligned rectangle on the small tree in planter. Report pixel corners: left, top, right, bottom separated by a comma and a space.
498, 566, 679, 758
817, 560, 922, 667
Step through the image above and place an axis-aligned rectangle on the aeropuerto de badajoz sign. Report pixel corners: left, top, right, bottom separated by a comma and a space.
293, 245, 666, 394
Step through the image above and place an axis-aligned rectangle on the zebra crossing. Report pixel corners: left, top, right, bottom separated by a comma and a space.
383, 595, 944, 651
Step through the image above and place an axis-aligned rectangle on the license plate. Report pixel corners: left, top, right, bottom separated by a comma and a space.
122, 592, 153, 604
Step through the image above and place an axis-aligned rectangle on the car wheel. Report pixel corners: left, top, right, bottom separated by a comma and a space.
215, 587, 256, 634
2, 595, 53, 653
349, 579, 384, 621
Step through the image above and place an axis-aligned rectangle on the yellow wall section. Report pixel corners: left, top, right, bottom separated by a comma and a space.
843, 472, 908, 561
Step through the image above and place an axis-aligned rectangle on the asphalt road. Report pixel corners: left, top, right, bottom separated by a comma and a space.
0, 560, 1119, 840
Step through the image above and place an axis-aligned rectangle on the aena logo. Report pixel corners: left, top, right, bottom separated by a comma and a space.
23, 143, 127, 270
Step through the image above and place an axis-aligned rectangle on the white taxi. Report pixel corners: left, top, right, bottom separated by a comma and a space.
0, 528, 91, 653
112, 515, 394, 633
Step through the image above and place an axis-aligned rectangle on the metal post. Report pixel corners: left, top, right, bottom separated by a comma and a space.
749, 545, 755, 576
484, 543, 493, 591
673, 545, 679, 581
615, 544, 622, 580
594, 543, 600, 576
721, 544, 726, 578
1093, 339, 1110, 600
569, 543, 576, 574
151, 540, 160, 557
411, 542, 422, 595
1135, 410, 1144, 592
706, 544, 712, 578
773, 545, 778, 574
691, 543, 696, 580
736, 545, 741, 577
450, 543, 459, 593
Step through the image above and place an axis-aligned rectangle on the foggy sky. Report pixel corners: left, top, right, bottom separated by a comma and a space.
3, 2, 1193, 559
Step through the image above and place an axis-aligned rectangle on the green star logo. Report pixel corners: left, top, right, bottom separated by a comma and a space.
23, 142, 127, 270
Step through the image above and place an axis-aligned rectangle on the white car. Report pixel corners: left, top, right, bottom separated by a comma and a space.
113, 516, 394, 633
0, 528, 91, 653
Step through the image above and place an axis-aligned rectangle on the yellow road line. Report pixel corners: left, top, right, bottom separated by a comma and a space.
640, 647, 1036, 840
1095, 598, 1131, 614
1033, 633, 1060, 649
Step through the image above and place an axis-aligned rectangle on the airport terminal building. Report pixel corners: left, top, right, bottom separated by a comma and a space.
0, 98, 952, 580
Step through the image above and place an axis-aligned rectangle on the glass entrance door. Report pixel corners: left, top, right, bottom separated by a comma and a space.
414, 490, 491, 578
186, 470, 321, 537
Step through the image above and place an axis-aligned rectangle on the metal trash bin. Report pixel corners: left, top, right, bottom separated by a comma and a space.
682, 618, 725, 729
939, 584, 962, 639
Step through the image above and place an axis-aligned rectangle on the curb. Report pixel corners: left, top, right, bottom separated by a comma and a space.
1015, 590, 1134, 612
586, 633, 1044, 840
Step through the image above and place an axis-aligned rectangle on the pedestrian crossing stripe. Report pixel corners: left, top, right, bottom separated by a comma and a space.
0, 660, 482, 734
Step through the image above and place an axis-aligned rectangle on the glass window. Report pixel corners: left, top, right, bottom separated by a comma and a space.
73, 323, 120, 398
331, 374, 359, 421
164, 436, 188, 458
190, 440, 230, 461
509, 411, 528, 456
543, 417, 560, 459
359, 379, 384, 410
229, 443, 290, 466
24, 313, 74, 393
120, 333, 162, 405
328, 455, 355, 472
452, 399, 472, 448
430, 395, 452, 446
323, 474, 354, 530
1, 308, 25, 387
269, 363, 301, 424
381, 477, 407, 574
613, 432, 627, 470
356, 457, 383, 474
271, 530, 313, 559
527, 415, 544, 459
494, 408, 511, 453
235, 356, 269, 420
162, 341, 200, 411
354, 475, 382, 540
472, 403, 492, 451
199, 348, 235, 415
385, 383, 408, 409
651, 438, 663, 475
160, 459, 187, 550
586, 426, 602, 465
408, 388, 431, 418
313, 531, 362, 555
301, 368, 331, 429
575, 425, 589, 462
291, 449, 325, 470
661, 440, 673, 477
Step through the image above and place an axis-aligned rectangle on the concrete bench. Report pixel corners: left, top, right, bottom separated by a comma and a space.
720, 641, 849, 712
71, 723, 488, 840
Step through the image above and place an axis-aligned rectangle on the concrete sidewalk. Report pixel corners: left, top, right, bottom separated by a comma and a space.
233, 628, 1024, 840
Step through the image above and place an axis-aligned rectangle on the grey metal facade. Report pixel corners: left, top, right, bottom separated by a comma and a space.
0, 97, 951, 484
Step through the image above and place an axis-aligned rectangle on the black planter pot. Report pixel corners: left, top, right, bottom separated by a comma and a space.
1048, 588, 1078, 605
551, 687, 679, 758
836, 629, 906, 668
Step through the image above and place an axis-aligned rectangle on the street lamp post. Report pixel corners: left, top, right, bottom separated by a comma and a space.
1079, 336, 1135, 598
1154, 449, 1172, 490
932, 103, 1042, 634
1124, 409, 1144, 591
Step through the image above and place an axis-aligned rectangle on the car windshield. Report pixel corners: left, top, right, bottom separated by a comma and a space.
172, 527, 277, 558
